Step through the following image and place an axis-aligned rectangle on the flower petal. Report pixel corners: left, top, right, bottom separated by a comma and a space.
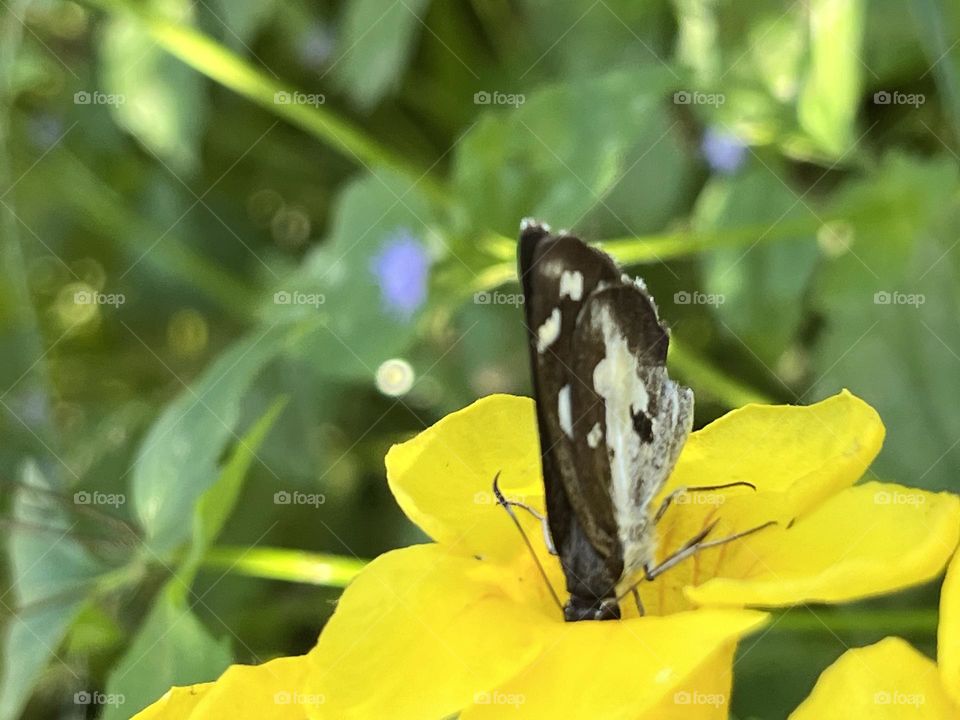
131, 684, 212, 720
661, 390, 885, 529
939, 545, 960, 706
131, 657, 313, 720
303, 544, 549, 719
683, 483, 960, 607
640, 642, 737, 720
460, 610, 767, 720
385, 394, 545, 560
789, 637, 957, 719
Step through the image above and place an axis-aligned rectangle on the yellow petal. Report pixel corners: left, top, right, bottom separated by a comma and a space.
131, 683, 212, 720
385, 394, 546, 560
304, 544, 549, 720
660, 390, 884, 530
683, 482, 960, 607
460, 609, 767, 720
187, 656, 312, 719
789, 637, 958, 719
131, 657, 313, 720
939, 545, 960, 706
641, 642, 737, 720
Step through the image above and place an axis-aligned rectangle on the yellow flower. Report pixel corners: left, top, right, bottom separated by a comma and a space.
133, 391, 960, 720
303, 391, 959, 719
789, 546, 960, 719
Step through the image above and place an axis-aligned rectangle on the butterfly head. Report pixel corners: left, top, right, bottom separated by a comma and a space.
563, 595, 620, 622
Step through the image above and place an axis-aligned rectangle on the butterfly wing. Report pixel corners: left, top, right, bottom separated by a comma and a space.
518, 222, 625, 601
569, 283, 694, 579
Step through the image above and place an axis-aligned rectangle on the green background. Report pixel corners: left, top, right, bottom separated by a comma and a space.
1, 0, 958, 717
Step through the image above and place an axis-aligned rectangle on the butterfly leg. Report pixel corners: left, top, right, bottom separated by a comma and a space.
644, 520, 777, 582
631, 587, 645, 617
614, 519, 776, 603
653, 481, 758, 523
492, 473, 564, 613
496, 496, 557, 556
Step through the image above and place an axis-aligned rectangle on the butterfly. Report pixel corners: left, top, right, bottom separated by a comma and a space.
500, 219, 768, 622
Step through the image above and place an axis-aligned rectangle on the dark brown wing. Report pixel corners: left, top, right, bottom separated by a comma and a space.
518, 221, 623, 594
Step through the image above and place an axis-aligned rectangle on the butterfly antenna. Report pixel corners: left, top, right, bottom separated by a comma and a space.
492, 473, 564, 612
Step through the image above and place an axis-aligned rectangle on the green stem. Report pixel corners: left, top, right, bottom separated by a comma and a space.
200, 545, 366, 587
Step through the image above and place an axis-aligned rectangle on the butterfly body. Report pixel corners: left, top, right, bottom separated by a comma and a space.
518, 219, 693, 621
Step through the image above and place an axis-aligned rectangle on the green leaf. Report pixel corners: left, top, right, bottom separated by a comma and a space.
100, 582, 232, 720
334, 0, 431, 108
695, 166, 820, 365
452, 67, 679, 235
279, 170, 438, 380
100, 0, 209, 173
132, 323, 293, 554
811, 153, 960, 491
0, 464, 106, 720
797, 0, 866, 157
176, 397, 289, 593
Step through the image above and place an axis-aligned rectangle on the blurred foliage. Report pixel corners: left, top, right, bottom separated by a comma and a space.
0, 0, 959, 718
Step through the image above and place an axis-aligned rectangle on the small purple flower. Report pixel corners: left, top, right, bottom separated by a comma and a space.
701, 127, 748, 175
298, 24, 334, 71
370, 230, 430, 321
